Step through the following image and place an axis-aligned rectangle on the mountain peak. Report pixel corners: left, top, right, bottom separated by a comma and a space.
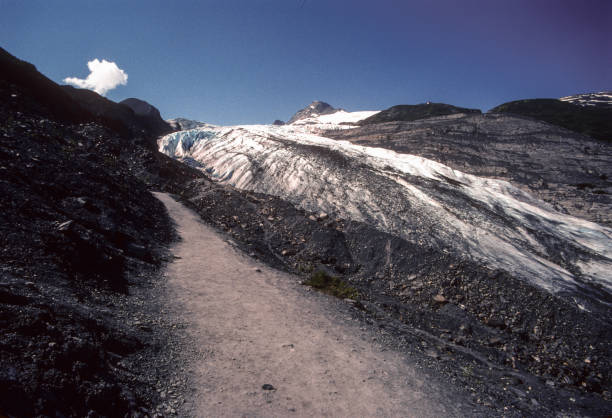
287, 100, 340, 124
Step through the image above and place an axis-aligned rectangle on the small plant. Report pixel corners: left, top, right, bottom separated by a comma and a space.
297, 263, 314, 273
460, 365, 474, 377
303, 270, 359, 300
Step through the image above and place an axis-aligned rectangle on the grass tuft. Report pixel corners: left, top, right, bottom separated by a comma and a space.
303, 270, 359, 300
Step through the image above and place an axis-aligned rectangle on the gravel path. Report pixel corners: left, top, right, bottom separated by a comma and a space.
154, 192, 479, 417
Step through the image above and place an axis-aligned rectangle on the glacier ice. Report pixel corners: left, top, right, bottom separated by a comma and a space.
158, 112, 612, 307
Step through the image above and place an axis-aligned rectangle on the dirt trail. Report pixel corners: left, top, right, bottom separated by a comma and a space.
154, 192, 478, 417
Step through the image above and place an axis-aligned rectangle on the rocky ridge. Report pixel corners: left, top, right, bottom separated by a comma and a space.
60, 86, 172, 141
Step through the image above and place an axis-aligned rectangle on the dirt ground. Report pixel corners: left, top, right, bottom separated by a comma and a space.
154, 192, 488, 417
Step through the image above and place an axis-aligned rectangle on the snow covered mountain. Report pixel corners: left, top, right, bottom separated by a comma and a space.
560, 91, 612, 108
290, 109, 380, 127
159, 106, 612, 311
287, 100, 339, 124
284, 100, 380, 128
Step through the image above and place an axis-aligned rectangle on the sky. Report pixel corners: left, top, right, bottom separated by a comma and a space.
1, 0, 611, 125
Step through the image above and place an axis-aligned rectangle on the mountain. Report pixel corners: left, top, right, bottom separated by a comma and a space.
0, 46, 92, 124
60, 85, 142, 138
358, 102, 481, 125
60, 86, 172, 142
284, 101, 379, 127
560, 91, 612, 109
121, 97, 173, 137
0, 46, 171, 143
287, 100, 340, 124
490, 98, 612, 142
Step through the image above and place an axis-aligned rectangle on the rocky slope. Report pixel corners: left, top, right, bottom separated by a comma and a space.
0, 47, 92, 125
0, 81, 170, 416
0, 49, 203, 417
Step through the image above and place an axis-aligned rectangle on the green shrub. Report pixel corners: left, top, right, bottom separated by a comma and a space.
303, 270, 359, 300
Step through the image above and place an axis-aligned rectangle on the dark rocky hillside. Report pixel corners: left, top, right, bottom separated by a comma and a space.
121, 98, 161, 117
0, 51, 202, 416
60, 85, 142, 139
358, 102, 481, 125
0, 47, 92, 124
491, 98, 612, 142
61, 87, 172, 142
1, 47, 172, 142
0, 79, 171, 416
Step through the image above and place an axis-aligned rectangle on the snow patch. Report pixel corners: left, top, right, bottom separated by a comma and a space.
290, 110, 380, 127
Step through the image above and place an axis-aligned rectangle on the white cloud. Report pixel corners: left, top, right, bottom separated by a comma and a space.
64, 58, 128, 96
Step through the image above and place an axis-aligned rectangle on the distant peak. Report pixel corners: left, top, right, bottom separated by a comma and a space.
288, 100, 340, 124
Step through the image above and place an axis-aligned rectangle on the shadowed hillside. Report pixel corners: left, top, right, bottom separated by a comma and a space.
491, 99, 612, 142
358, 103, 481, 125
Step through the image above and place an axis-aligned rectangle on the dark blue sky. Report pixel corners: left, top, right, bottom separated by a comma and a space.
2, 0, 610, 125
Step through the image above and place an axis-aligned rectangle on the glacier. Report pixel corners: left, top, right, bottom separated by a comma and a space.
159, 111, 612, 308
